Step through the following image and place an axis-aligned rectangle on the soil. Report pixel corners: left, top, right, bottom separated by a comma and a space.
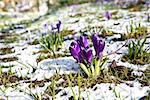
0, 57, 18, 62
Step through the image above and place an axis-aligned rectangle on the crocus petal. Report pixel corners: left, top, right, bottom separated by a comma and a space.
56, 20, 61, 33
44, 23, 49, 30
86, 48, 93, 64
69, 42, 80, 62
51, 25, 56, 31
70, 47, 80, 62
70, 42, 80, 53
79, 49, 86, 63
42, 23, 49, 35
92, 34, 98, 48
92, 33, 98, 50
97, 38, 105, 58
92, 33, 105, 59
77, 36, 88, 48
98, 39, 105, 52
71, 33, 75, 39
79, 48, 92, 64
105, 11, 111, 20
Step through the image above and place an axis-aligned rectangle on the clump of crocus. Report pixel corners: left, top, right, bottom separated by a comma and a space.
69, 34, 106, 77
105, 11, 111, 20
40, 20, 63, 58
51, 20, 61, 33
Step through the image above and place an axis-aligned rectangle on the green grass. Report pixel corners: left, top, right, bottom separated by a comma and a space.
80, 26, 113, 37
39, 29, 63, 58
122, 38, 150, 65
121, 21, 148, 40
28, 39, 39, 45
139, 66, 150, 86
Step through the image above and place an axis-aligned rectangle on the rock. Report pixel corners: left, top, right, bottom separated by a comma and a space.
39, 57, 79, 71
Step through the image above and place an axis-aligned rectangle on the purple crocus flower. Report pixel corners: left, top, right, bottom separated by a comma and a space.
56, 20, 61, 33
69, 42, 81, 62
77, 36, 88, 48
105, 11, 111, 20
42, 23, 49, 35
86, 48, 92, 64
70, 36, 93, 64
80, 48, 92, 64
92, 34, 105, 59
44, 23, 49, 30
51, 20, 61, 33
51, 24, 56, 31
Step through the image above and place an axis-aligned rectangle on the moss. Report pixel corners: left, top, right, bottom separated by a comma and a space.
0, 47, 15, 55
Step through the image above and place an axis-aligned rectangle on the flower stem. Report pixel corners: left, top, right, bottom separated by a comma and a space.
95, 59, 100, 76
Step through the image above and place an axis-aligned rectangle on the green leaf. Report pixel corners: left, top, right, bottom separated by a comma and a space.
78, 71, 81, 100
140, 38, 146, 52
66, 74, 77, 100
80, 63, 90, 77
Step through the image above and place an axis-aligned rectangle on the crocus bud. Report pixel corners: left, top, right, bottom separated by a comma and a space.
105, 11, 111, 20
92, 33, 105, 59
56, 20, 61, 33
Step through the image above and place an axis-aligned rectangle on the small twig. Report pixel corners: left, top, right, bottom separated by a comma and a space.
105, 40, 128, 57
